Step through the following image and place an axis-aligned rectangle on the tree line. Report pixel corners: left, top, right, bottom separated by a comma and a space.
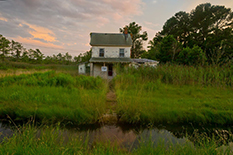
121, 3, 233, 66
0, 34, 91, 65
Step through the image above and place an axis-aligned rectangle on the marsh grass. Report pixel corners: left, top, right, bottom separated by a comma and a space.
0, 61, 47, 70
0, 61, 79, 77
114, 64, 233, 125
0, 69, 51, 78
0, 71, 107, 124
0, 125, 231, 154
0, 124, 124, 155
115, 64, 233, 87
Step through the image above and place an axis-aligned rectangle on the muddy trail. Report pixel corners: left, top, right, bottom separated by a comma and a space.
100, 83, 118, 124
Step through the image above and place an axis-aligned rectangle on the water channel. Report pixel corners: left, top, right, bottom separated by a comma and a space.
1, 121, 233, 151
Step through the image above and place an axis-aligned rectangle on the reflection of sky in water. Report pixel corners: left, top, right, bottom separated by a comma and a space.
1, 123, 233, 151
135, 129, 190, 148
62, 125, 193, 150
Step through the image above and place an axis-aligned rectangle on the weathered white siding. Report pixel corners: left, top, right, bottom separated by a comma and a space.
78, 63, 86, 74
93, 63, 108, 79
92, 46, 131, 58
91, 63, 117, 79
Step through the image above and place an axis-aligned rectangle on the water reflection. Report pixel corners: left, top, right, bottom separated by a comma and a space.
0, 122, 232, 149
61, 124, 191, 150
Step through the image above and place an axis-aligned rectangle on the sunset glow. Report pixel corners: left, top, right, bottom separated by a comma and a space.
0, 0, 232, 56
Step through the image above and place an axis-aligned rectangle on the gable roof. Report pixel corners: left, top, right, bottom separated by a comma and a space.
90, 33, 132, 46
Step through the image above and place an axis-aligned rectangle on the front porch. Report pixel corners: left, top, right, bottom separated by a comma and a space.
89, 57, 132, 79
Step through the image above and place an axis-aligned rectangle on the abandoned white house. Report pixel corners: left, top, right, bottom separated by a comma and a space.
89, 33, 132, 79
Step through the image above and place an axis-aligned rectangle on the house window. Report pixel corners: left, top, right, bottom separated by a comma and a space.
119, 49, 124, 57
99, 48, 104, 57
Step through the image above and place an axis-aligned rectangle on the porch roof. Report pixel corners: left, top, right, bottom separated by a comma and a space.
89, 57, 132, 63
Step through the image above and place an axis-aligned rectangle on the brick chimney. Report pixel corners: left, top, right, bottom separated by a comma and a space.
124, 27, 128, 34
124, 27, 128, 40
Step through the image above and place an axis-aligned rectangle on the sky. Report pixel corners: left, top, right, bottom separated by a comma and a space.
0, 0, 233, 57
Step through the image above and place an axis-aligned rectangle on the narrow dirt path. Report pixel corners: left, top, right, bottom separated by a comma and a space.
106, 89, 117, 111
100, 82, 118, 124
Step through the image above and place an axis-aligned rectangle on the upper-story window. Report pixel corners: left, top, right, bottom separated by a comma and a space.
119, 48, 124, 57
99, 48, 104, 57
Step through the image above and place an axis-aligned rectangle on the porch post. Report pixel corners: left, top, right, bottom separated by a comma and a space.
90, 62, 93, 76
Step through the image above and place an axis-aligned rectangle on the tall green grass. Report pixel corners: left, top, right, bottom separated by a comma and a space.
115, 64, 233, 87
0, 71, 107, 124
114, 64, 233, 125
0, 71, 103, 88
0, 125, 231, 154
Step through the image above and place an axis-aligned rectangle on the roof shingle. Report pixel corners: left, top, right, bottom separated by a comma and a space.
90, 33, 132, 46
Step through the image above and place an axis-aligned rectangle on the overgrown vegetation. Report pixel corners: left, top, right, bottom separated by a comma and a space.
0, 71, 107, 124
114, 65, 233, 125
0, 125, 232, 155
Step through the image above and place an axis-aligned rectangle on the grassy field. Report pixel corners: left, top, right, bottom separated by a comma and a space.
0, 125, 231, 155
0, 71, 107, 124
0, 63, 233, 154
0, 61, 80, 76
114, 64, 233, 125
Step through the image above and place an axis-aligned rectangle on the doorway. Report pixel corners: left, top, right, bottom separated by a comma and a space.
108, 64, 113, 76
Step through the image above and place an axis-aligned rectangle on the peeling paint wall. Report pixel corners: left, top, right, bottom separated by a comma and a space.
92, 46, 131, 58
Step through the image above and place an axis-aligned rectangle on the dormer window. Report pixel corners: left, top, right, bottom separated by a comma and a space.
99, 48, 104, 57
119, 49, 124, 57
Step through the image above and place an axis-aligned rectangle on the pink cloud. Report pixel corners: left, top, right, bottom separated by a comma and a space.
101, 0, 145, 16
14, 36, 63, 49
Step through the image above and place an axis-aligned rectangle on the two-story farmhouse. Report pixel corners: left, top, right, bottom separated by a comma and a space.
89, 33, 132, 79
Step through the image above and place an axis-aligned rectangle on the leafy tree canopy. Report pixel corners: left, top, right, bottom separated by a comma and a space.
120, 22, 148, 58
148, 3, 233, 65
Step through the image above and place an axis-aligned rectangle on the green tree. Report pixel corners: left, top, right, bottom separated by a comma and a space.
120, 22, 148, 58
162, 11, 191, 47
0, 35, 11, 61
177, 45, 206, 66
75, 49, 91, 63
11, 40, 24, 61
143, 33, 163, 60
156, 35, 182, 63
64, 52, 72, 64
34, 49, 44, 63
160, 3, 233, 64
209, 41, 232, 66
57, 53, 64, 64
21, 50, 29, 62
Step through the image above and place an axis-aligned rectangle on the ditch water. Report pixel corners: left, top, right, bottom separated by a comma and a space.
1, 121, 233, 151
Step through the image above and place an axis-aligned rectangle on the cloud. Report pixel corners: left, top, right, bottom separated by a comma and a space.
100, 0, 145, 16
0, 14, 7, 22
144, 21, 159, 28
0, 20, 33, 38
25, 23, 57, 42
14, 36, 63, 49
0, 0, 145, 56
